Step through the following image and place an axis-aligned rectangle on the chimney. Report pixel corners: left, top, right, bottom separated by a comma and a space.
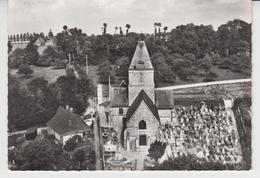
68, 120, 72, 127
69, 107, 74, 113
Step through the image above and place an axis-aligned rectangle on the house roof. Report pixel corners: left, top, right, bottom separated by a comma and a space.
47, 106, 90, 135
126, 90, 160, 122
155, 90, 175, 109
129, 40, 153, 70
110, 87, 129, 107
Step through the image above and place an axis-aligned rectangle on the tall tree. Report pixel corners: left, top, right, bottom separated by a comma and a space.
119, 27, 123, 35
103, 23, 107, 35
125, 24, 131, 34
157, 23, 162, 34
154, 22, 158, 35
163, 26, 168, 34
114, 27, 118, 34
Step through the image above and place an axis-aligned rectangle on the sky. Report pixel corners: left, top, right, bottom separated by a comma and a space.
8, 0, 252, 35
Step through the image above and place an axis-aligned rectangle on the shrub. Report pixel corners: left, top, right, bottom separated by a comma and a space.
17, 64, 33, 76
36, 57, 52, 67
148, 140, 166, 161
64, 135, 82, 152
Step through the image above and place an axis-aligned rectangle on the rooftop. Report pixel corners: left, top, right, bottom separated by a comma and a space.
47, 106, 91, 135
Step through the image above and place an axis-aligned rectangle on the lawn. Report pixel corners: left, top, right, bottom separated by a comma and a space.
9, 65, 66, 88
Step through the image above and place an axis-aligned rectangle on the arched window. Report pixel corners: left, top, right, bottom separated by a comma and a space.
139, 120, 146, 130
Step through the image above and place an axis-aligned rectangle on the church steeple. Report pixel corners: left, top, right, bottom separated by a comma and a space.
128, 40, 155, 106
129, 40, 154, 70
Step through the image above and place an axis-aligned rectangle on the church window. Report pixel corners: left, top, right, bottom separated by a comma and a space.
139, 120, 146, 130
139, 135, 147, 146
119, 107, 123, 115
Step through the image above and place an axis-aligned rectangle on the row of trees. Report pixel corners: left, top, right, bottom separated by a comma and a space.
8, 30, 54, 43
8, 19, 251, 85
102, 23, 131, 35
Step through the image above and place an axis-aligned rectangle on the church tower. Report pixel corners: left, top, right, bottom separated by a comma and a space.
128, 40, 155, 106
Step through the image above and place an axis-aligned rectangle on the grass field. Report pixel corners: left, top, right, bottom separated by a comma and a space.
9, 65, 100, 88
9, 66, 66, 88
156, 65, 251, 87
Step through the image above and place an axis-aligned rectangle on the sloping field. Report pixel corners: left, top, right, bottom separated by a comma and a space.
9, 66, 66, 87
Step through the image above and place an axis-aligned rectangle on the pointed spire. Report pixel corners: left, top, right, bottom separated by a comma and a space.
129, 40, 153, 70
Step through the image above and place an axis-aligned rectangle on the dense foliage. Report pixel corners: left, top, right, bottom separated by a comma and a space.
146, 154, 248, 170
8, 72, 94, 130
148, 140, 167, 161
64, 135, 82, 152
14, 137, 64, 170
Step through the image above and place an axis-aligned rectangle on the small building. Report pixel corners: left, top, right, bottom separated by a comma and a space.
46, 106, 91, 145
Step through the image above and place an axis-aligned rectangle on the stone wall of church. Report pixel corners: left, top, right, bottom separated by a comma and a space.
126, 101, 160, 149
158, 109, 172, 125
128, 70, 155, 105
111, 107, 128, 117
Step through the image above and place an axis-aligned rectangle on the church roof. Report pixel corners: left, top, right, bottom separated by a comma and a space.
110, 87, 129, 107
126, 90, 160, 121
129, 40, 153, 70
47, 107, 90, 135
155, 90, 175, 109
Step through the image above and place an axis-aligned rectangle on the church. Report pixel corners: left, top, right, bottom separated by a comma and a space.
97, 40, 176, 152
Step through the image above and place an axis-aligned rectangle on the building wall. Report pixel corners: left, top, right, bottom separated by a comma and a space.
111, 107, 128, 117
11, 41, 29, 52
128, 70, 155, 105
125, 101, 160, 151
158, 109, 172, 125
63, 132, 83, 145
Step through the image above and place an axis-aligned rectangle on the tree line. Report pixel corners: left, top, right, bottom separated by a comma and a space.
8, 19, 251, 85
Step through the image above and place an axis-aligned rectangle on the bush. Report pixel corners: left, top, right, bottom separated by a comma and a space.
17, 64, 33, 76
52, 59, 67, 69
203, 78, 215, 82
64, 135, 82, 152
36, 57, 52, 67
206, 71, 218, 78
148, 140, 166, 161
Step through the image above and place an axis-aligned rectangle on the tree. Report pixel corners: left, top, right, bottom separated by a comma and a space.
115, 56, 130, 77
154, 22, 158, 35
119, 27, 123, 35
103, 23, 107, 35
63, 25, 68, 32
157, 22, 162, 34
114, 27, 118, 34
14, 138, 63, 170
27, 77, 48, 95
148, 140, 166, 161
98, 60, 115, 84
48, 29, 54, 38
25, 41, 39, 65
163, 26, 168, 35
17, 64, 33, 76
217, 19, 251, 56
8, 41, 12, 53
8, 48, 27, 68
64, 135, 82, 152
73, 149, 86, 168
125, 24, 131, 34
